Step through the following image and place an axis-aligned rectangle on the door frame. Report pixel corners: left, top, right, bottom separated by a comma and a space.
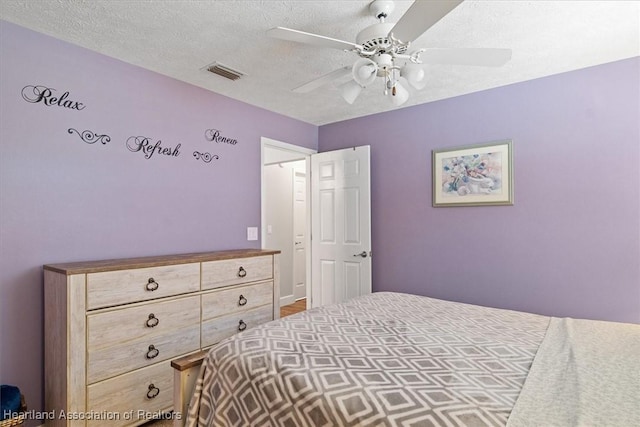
260, 137, 316, 309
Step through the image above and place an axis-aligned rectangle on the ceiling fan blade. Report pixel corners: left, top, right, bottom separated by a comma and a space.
267, 26, 362, 51
389, 0, 464, 43
421, 48, 512, 67
292, 66, 351, 93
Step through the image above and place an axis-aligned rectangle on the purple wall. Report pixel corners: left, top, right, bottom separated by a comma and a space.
0, 21, 317, 421
319, 57, 640, 325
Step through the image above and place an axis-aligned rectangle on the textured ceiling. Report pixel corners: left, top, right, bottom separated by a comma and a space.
1, 0, 638, 125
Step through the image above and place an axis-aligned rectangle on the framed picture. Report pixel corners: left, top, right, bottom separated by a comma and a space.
432, 140, 513, 207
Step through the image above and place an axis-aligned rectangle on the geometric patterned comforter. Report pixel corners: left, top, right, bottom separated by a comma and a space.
185, 292, 550, 427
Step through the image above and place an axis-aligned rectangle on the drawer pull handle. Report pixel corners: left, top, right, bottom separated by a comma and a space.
146, 344, 159, 359
238, 266, 247, 278
147, 384, 160, 399
238, 295, 248, 306
146, 278, 159, 291
146, 313, 159, 328
238, 320, 247, 332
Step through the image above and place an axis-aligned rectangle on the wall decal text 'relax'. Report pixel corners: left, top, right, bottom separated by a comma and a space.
22, 85, 86, 110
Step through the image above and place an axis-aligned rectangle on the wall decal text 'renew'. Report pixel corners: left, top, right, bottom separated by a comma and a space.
205, 129, 238, 145
22, 85, 86, 110
126, 136, 181, 160
68, 128, 110, 145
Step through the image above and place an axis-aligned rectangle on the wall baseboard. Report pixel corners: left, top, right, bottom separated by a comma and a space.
280, 295, 295, 307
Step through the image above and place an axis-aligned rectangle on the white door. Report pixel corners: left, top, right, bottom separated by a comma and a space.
293, 171, 307, 300
311, 145, 371, 308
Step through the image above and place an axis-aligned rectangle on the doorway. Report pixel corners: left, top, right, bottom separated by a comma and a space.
262, 138, 372, 310
261, 138, 315, 309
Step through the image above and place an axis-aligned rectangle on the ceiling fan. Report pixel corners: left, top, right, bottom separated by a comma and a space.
267, 0, 511, 106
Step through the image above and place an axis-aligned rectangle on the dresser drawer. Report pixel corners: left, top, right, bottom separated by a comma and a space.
87, 361, 172, 427
87, 295, 200, 351
202, 281, 273, 320
87, 263, 200, 310
202, 305, 273, 348
201, 255, 273, 290
88, 325, 200, 384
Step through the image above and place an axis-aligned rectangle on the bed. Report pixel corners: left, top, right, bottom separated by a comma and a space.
179, 292, 640, 427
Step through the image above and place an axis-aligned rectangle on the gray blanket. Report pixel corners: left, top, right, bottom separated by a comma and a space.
186, 292, 550, 426
507, 317, 640, 427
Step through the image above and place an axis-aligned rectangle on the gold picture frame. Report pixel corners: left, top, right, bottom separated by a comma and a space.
432, 140, 513, 207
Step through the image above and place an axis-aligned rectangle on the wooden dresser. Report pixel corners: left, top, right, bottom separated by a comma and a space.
44, 249, 280, 427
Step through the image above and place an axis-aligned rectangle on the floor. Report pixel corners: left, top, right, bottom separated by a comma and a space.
146, 299, 307, 426
280, 298, 307, 317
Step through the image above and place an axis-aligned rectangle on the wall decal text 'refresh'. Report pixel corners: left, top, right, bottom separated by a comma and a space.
126, 136, 181, 160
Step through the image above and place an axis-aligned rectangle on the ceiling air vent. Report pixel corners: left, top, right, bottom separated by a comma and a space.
205, 62, 244, 81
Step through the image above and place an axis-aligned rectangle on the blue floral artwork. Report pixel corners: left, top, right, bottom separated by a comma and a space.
441, 152, 503, 197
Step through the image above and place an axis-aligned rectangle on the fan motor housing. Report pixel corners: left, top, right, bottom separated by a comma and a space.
356, 23, 407, 54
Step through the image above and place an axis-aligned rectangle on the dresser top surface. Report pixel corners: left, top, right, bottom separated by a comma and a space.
44, 249, 280, 275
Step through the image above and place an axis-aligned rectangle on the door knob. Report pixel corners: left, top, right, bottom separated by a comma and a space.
353, 251, 368, 258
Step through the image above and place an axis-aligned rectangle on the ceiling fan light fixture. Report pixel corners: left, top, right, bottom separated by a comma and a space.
341, 80, 363, 104
401, 63, 426, 89
389, 81, 409, 106
352, 58, 378, 87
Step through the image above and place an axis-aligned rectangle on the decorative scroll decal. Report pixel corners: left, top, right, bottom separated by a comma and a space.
67, 128, 110, 145
126, 136, 181, 160
22, 85, 86, 110
193, 151, 220, 163
204, 129, 238, 145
